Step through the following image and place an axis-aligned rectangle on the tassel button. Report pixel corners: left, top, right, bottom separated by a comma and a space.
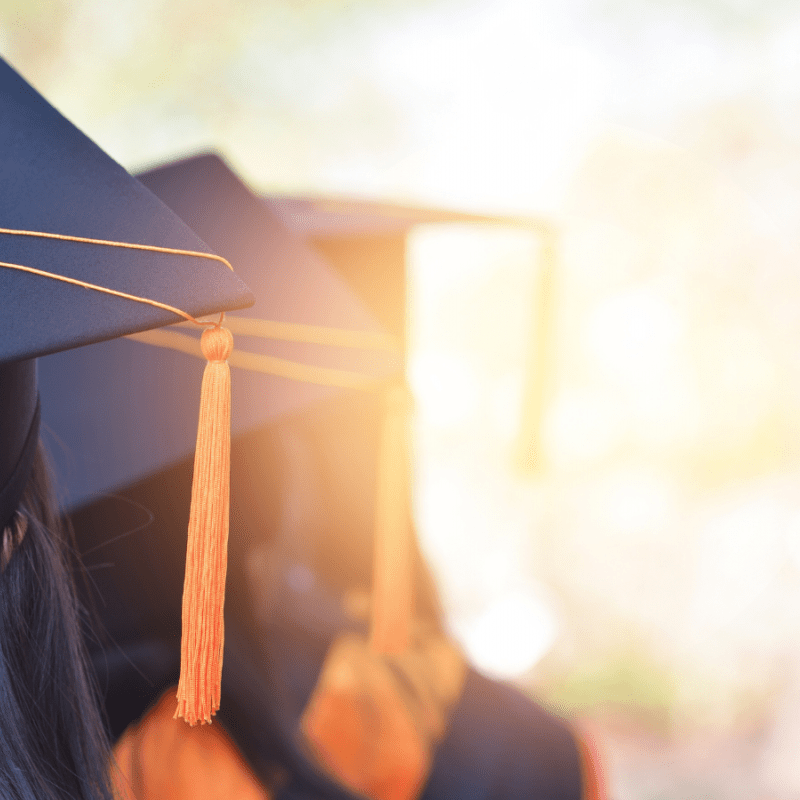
201, 326, 234, 362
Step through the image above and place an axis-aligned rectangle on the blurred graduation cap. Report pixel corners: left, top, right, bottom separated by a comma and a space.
0, 59, 253, 724
236, 196, 582, 798
263, 194, 523, 340
265, 194, 559, 473
38, 147, 585, 796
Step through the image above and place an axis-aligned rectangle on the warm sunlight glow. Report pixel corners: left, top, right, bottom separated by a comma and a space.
406, 129, 800, 746
19, 0, 800, 791
408, 224, 553, 676
408, 351, 480, 430
452, 589, 558, 680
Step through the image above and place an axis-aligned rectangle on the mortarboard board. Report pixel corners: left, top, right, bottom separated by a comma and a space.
264, 194, 554, 335
263, 194, 521, 240
263, 195, 519, 342
0, 60, 254, 725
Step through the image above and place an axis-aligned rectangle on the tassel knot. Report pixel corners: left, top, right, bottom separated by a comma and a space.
175, 325, 233, 725
201, 325, 233, 362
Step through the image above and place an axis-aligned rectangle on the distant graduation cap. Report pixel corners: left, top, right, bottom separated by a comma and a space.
265, 194, 559, 474
263, 194, 519, 341
0, 59, 255, 727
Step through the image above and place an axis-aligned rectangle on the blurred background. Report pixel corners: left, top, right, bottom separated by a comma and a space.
5, 0, 800, 795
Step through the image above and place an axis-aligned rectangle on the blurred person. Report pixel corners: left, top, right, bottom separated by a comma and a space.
57, 154, 605, 799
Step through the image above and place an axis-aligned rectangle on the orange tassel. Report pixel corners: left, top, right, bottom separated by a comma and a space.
175, 325, 233, 725
370, 382, 414, 655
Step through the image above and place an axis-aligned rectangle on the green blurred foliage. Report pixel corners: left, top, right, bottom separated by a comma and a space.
541, 648, 677, 732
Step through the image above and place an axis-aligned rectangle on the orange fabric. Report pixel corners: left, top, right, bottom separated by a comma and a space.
302, 643, 428, 800
112, 689, 270, 800
300, 632, 466, 800
577, 730, 608, 800
371, 383, 414, 655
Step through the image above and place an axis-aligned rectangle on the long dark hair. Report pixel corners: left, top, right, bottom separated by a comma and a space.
0, 444, 113, 800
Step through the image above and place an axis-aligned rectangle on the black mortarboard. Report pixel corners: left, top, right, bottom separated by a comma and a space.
40, 154, 395, 511
0, 60, 252, 522
0, 60, 253, 723
38, 154, 398, 732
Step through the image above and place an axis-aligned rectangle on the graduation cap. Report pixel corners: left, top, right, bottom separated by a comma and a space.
265, 194, 559, 474
246, 197, 585, 798
0, 59, 255, 726
42, 154, 398, 511
263, 194, 515, 341
38, 153, 402, 734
